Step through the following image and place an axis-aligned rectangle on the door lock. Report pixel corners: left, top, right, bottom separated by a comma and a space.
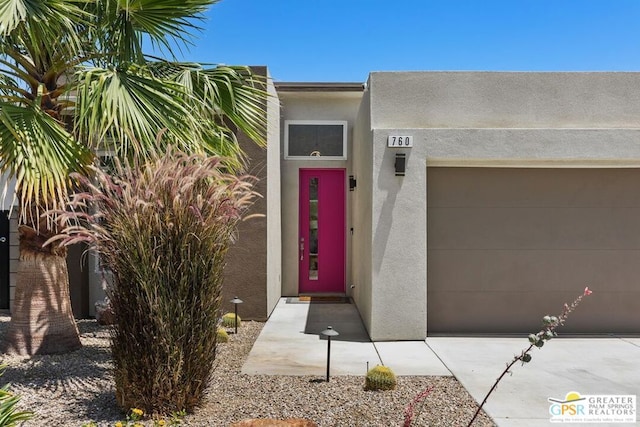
0, 237, 6, 243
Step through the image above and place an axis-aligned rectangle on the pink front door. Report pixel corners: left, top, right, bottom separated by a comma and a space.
299, 169, 346, 294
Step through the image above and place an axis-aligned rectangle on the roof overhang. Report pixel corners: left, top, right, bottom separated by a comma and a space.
275, 82, 365, 92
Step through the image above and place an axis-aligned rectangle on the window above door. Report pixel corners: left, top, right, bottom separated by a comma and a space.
285, 120, 347, 160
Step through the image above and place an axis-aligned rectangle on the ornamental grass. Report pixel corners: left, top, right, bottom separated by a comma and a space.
50, 149, 258, 416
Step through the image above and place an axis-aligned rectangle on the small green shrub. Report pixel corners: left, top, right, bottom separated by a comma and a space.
217, 328, 229, 343
365, 365, 397, 391
221, 313, 241, 328
0, 364, 33, 426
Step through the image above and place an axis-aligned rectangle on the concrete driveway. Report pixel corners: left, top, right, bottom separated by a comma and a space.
427, 337, 640, 426
243, 298, 640, 426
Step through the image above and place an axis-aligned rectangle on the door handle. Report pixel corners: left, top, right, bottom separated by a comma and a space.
0, 237, 6, 243
300, 238, 304, 261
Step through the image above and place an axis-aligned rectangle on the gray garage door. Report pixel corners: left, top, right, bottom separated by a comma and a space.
427, 168, 640, 334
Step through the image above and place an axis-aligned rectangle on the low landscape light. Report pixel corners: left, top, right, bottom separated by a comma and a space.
230, 296, 243, 334
321, 326, 340, 382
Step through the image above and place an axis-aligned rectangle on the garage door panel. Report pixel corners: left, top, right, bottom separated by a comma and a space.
428, 207, 640, 250
427, 289, 639, 334
427, 167, 640, 334
428, 249, 640, 292
428, 291, 569, 333
428, 168, 640, 208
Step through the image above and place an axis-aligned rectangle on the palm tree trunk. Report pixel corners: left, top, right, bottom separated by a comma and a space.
2, 225, 81, 355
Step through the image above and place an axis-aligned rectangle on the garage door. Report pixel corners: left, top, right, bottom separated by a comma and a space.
427, 168, 640, 334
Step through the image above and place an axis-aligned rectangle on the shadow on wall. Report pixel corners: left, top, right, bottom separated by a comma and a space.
300, 298, 371, 343
372, 147, 407, 276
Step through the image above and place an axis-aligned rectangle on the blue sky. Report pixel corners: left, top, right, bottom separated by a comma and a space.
176, 0, 640, 83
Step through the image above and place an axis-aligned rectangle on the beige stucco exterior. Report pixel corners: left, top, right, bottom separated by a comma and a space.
351, 89, 373, 329
360, 72, 640, 339
370, 72, 640, 129
273, 72, 640, 341
265, 74, 283, 317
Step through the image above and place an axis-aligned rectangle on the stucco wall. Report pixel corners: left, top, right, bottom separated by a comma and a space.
222, 127, 269, 319
351, 88, 373, 332
363, 72, 640, 340
265, 74, 282, 317
369, 128, 427, 340
223, 67, 278, 320
423, 128, 640, 167
370, 71, 640, 129
279, 91, 362, 297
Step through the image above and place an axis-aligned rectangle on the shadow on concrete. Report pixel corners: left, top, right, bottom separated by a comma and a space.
301, 298, 371, 343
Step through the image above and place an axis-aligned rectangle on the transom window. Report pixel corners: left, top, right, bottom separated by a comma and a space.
285, 120, 347, 160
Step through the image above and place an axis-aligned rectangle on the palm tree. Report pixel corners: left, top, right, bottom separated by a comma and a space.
0, 0, 266, 355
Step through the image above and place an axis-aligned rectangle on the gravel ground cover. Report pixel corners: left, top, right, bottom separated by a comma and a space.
0, 316, 495, 426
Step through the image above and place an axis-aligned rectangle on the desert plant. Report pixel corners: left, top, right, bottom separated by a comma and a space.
221, 313, 242, 329
403, 386, 434, 427
0, 365, 33, 426
465, 287, 593, 426
49, 149, 258, 415
217, 328, 229, 343
403, 287, 594, 426
364, 365, 397, 391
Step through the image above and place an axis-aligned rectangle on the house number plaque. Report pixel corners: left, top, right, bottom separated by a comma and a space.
387, 135, 413, 147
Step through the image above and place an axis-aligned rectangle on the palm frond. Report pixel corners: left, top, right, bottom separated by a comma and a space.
75, 65, 209, 158
94, 0, 217, 63
0, 0, 267, 220
149, 62, 268, 146
194, 66, 268, 147
0, 0, 88, 63
0, 101, 93, 221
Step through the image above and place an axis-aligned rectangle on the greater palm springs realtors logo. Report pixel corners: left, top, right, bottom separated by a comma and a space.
549, 391, 636, 423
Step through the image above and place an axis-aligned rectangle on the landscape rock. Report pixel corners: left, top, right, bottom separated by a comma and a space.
230, 418, 318, 427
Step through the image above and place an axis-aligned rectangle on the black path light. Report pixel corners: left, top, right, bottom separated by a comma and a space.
321, 326, 339, 382
230, 296, 243, 334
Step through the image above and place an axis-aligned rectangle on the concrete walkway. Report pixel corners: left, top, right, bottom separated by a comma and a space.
241, 297, 449, 376
242, 298, 640, 426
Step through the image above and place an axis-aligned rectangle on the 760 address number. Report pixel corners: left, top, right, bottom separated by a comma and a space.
387, 135, 413, 147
